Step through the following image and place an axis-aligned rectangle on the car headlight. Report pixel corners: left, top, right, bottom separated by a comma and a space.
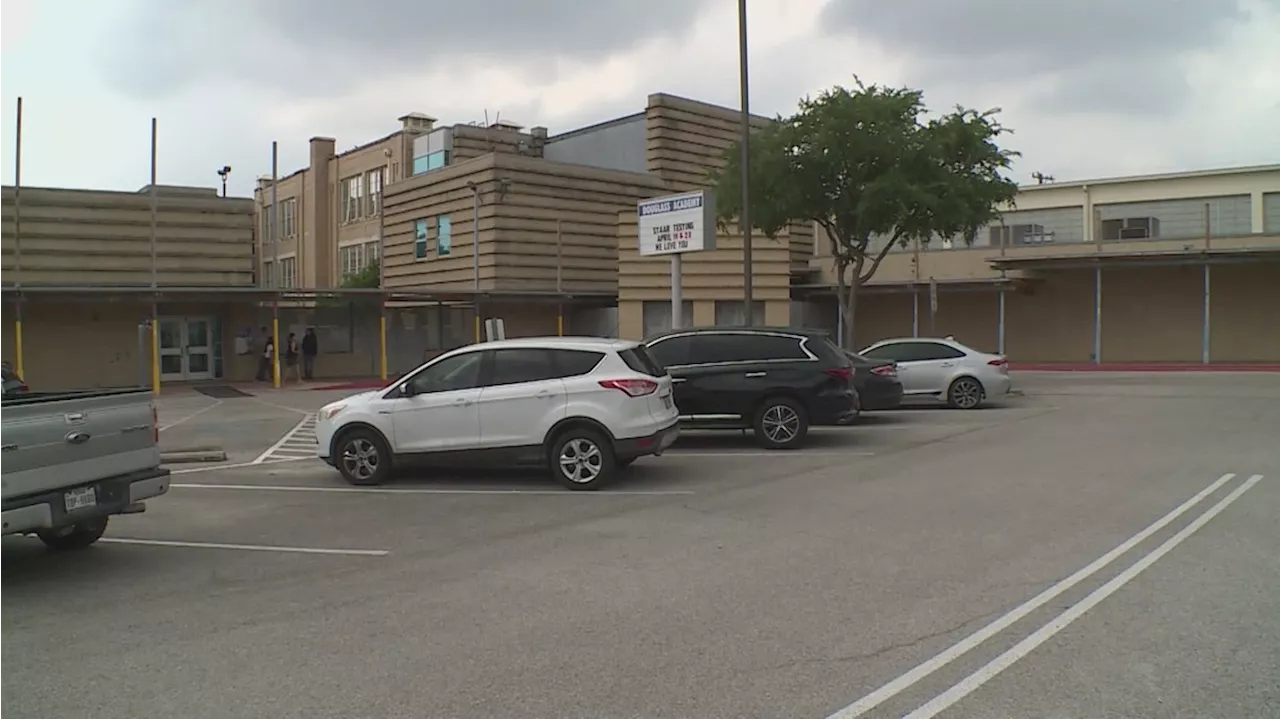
318, 404, 346, 421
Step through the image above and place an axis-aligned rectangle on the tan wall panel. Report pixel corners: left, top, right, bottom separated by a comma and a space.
1210, 262, 1280, 362
934, 293, 1000, 353
851, 294, 915, 348
2, 186, 255, 287
1005, 271, 1096, 363
1101, 267, 1202, 363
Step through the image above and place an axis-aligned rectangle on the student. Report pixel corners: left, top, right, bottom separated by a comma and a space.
254, 326, 272, 381
301, 327, 319, 380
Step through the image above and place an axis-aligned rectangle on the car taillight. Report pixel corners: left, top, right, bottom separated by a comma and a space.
824, 367, 853, 383
152, 403, 159, 443
870, 365, 897, 378
988, 357, 1009, 368
598, 379, 659, 397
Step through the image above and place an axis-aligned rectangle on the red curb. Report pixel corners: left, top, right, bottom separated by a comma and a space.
1011, 363, 1280, 372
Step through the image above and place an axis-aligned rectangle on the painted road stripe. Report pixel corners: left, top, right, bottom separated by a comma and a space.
99, 537, 389, 556
903, 473, 1265, 719
173, 482, 696, 496
827, 471, 1242, 719
170, 458, 309, 475
251, 413, 318, 464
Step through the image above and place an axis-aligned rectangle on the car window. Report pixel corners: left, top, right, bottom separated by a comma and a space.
647, 335, 695, 367
692, 333, 809, 364
617, 345, 665, 377
407, 351, 484, 394
550, 349, 605, 378
915, 343, 967, 361
863, 342, 966, 362
486, 348, 560, 387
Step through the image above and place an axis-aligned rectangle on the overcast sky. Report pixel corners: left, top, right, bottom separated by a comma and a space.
2, 0, 1277, 196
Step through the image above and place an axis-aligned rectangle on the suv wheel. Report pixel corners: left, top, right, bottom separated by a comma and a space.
754, 397, 809, 450
336, 428, 392, 486
37, 516, 109, 551
946, 377, 985, 410
551, 428, 615, 491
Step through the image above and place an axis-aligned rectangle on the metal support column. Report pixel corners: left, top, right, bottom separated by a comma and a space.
270, 141, 281, 388
997, 290, 1006, 356
737, 0, 753, 319
471, 183, 482, 343
148, 117, 161, 395
556, 219, 565, 336
912, 291, 920, 337
1092, 266, 1103, 365
671, 254, 684, 330
13, 300, 23, 380
1202, 263, 1211, 364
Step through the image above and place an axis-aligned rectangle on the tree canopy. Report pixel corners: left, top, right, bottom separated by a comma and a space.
711, 78, 1020, 348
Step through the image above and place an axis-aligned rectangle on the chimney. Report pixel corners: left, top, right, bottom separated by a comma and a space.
530, 126, 548, 140
398, 112, 437, 134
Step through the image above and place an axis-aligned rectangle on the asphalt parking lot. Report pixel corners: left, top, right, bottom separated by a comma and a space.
3, 373, 1278, 719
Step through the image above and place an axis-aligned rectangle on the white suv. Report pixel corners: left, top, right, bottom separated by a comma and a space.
315, 337, 680, 490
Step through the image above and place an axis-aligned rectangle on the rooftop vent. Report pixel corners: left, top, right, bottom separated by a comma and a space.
398, 112, 437, 133
489, 120, 524, 132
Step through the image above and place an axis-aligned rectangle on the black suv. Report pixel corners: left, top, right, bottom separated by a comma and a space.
644, 327, 857, 450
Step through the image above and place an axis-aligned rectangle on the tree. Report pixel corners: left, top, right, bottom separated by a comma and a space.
342, 258, 380, 289
711, 78, 1020, 349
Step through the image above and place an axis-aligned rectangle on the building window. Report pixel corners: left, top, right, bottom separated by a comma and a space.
262, 260, 275, 288
362, 240, 380, 266
1101, 217, 1160, 240
340, 174, 364, 223
281, 198, 298, 238
261, 204, 277, 244
280, 256, 297, 288
411, 150, 449, 176
339, 244, 364, 280
365, 169, 384, 217
989, 223, 1053, 246
414, 218, 430, 259
437, 215, 452, 256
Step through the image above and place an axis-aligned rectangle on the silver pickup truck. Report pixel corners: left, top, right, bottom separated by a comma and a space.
2, 388, 171, 550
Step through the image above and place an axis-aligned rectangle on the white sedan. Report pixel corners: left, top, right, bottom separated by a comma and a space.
858, 337, 1012, 409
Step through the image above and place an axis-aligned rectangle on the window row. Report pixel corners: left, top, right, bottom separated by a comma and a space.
414, 215, 453, 260
405, 347, 604, 395
339, 241, 381, 280
259, 198, 298, 243
340, 168, 386, 224
261, 256, 297, 288
647, 332, 811, 368
412, 150, 450, 176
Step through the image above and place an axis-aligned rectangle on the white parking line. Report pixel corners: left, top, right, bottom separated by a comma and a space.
670, 450, 876, 458
826, 471, 1242, 719
903, 473, 1265, 719
251, 414, 318, 464
172, 482, 696, 496
158, 399, 223, 431
99, 537, 389, 556
169, 457, 309, 475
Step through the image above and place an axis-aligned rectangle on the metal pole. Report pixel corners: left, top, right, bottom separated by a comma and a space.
138, 322, 148, 387
556, 219, 564, 336
737, 0, 753, 322
997, 290, 1006, 356
378, 163, 387, 380
1093, 266, 1103, 365
912, 290, 919, 337
1202, 263, 1211, 364
671, 254, 683, 330
271, 141, 281, 388
836, 295, 844, 346
472, 185, 481, 342
13, 98, 24, 380
14, 97, 22, 291
149, 118, 160, 396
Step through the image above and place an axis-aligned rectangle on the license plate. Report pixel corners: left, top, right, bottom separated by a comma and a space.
661, 395, 673, 409
64, 486, 98, 512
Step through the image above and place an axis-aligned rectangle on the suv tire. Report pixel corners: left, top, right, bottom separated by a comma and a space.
38, 516, 109, 551
335, 428, 393, 486
550, 427, 616, 491
753, 396, 809, 450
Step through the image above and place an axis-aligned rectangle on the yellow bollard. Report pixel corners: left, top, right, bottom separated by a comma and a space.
379, 314, 388, 381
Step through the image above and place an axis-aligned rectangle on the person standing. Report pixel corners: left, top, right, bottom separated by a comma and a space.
254, 326, 272, 381
284, 332, 302, 383
301, 327, 319, 381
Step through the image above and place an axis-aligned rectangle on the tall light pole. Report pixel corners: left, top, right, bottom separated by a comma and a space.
217, 165, 231, 197
738, 0, 753, 324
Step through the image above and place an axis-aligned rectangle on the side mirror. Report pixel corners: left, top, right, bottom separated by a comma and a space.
399, 383, 417, 397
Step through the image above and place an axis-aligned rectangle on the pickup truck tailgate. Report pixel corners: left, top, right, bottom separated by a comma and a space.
1, 390, 160, 502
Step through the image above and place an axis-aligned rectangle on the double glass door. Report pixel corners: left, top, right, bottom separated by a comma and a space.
158, 316, 214, 381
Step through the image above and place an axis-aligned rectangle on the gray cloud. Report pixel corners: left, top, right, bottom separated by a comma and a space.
818, 0, 1246, 114
99, 0, 717, 99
